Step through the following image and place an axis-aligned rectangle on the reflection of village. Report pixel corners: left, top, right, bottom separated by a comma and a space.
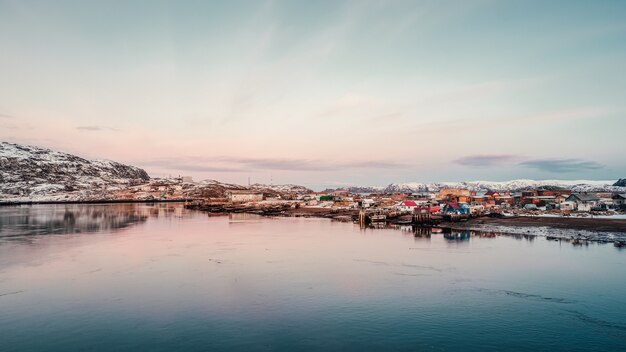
395, 225, 535, 242
0, 203, 190, 238
365, 221, 607, 248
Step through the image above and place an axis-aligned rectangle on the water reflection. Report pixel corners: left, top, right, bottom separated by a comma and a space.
1, 204, 625, 351
0, 203, 190, 240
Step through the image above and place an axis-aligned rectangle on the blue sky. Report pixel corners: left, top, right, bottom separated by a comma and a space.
1, 0, 625, 188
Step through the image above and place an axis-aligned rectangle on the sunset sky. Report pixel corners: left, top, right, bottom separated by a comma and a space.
1, 0, 625, 189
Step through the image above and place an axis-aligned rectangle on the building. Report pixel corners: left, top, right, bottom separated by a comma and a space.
566, 193, 600, 212
560, 201, 577, 211
555, 194, 568, 204
443, 202, 470, 215
228, 190, 264, 203
438, 188, 471, 203
397, 200, 419, 213
471, 192, 496, 206
182, 176, 194, 183
485, 191, 501, 199
612, 194, 626, 208
361, 199, 376, 208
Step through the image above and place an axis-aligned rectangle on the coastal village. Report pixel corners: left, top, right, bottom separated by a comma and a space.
2, 139, 625, 246
151, 177, 626, 223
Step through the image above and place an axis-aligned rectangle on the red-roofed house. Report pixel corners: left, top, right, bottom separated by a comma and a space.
397, 200, 419, 213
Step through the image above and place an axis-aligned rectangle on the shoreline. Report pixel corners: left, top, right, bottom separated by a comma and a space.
454, 216, 626, 233
0, 199, 197, 206
3, 200, 625, 243
279, 208, 626, 244
281, 208, 626, 233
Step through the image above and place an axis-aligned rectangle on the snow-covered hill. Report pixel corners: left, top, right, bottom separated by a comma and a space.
0, 142, 149, 200
383, 179, 626, 193
250, 183, 312, 194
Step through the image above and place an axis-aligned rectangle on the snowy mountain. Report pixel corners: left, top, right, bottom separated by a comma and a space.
383, 179, 626, 193
250, 183, 313, 194
0, 142, 149, 200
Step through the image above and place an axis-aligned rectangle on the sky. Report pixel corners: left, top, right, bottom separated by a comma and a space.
1, 0, 625, 189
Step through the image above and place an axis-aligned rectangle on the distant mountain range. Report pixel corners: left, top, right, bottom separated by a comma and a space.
338, 179, 626, 194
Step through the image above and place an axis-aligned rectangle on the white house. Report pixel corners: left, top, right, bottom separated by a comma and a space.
361, 199, 375, 208
566, 193, 600, 212
396, 200, 419, 213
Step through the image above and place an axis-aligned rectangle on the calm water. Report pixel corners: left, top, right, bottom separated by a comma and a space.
1, 203, 625, 351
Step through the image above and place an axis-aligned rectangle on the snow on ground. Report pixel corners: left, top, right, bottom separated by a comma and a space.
457, 223, 626, 242
504, 213, 626, 220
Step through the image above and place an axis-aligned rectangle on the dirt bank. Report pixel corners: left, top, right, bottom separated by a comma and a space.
453, 216, 626, 233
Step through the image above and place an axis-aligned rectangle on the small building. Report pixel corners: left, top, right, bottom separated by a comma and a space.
228, 190, 264, 203
523, 203, 538, 210
438, 188, 471, 203
443, 202, 470, 215
182, 176, 194, 183
612, 194, 626, 207
485, 191, 501, 199
555, 194, 568, 204
560, 201, 577, 211
361, 199, 376, 208
397, 200, 419, 213
566, 193, 600, 212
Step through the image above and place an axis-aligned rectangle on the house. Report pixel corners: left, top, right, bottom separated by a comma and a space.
181, 176, 194, 183
361, 199, 376, 208
612, 194, 626, 209
525, 196, 556, 206
560, 201, 577, 211
485, 191, 501, 199
397, 200, 419, 213
522, 190, 539, 198
228, 190, 264, 203
472, 191, 496, 206
429, 205, 442, 214
566, 193, 600, 212
438, 188, 471, 203
332, 190, 350, 196
443, 203, 470, 215
555, 194, 568, 204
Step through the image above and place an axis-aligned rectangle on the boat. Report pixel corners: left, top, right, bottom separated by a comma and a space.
369, 214, 387, 222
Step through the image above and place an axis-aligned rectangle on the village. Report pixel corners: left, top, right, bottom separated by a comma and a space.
177, 180, 626, 223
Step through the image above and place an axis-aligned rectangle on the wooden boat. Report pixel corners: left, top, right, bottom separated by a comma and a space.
369, 214, 387, 222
